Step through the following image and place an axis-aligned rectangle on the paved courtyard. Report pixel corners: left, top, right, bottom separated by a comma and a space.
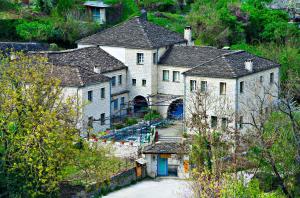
158, 120, 183, 137
103, 178, 192, 198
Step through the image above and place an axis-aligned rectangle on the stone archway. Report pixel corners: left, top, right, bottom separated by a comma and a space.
133, 95, 148, 114
167, 99, 183, 120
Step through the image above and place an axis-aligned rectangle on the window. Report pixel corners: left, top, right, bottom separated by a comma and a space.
100, 113, 105, 125
260, 76, 264, 83
142, 79, 147, 87
88, 116, 93, 128
120, 97, 125, 108
173, 71, 180, 82
88, 90, 93, 102
118, 75, 122, 85
222, 118, 228, 129
190, 80, 197, 92
200, 81, 207, 93
132, 79, 136, 86
137, 53, 144, 64
240, 81, 244, 94
153, 53, 157, 64
112, 76, 116, 87
239, 116, 243, 129
101, 88, 105, 99
220, 82, 226, 95
265, 107, 269, 114
163, 70, 169, 81
91, 7, 101, 23
113, 99, 118, 110
270, 72, 274, 84
211, 116, 217, 128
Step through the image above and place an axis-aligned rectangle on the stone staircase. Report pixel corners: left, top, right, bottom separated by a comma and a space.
158, 136, 183, 142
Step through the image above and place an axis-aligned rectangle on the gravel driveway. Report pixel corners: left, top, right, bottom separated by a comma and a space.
103, 178, 191, 198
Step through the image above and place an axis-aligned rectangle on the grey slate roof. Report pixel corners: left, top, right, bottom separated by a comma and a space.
184, 51, 280, 78
84, 1, 110, 8
46, 64, 110, 87
45, 47, 127, 74
159, 46, 229, 67
32, 46, 127, 87
0, 42, 49, 53
143, 142, 189, 154
77, 17, 186, 49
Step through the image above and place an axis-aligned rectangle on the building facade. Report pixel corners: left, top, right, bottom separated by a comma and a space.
34, 16, 280, 134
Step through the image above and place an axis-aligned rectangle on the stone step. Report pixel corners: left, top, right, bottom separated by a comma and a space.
158, 136, 182, 142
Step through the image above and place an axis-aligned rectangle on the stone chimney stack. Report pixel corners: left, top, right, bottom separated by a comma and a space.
245, 59, 253, 72
94, 66, 101, 74
184, 26, 192, 46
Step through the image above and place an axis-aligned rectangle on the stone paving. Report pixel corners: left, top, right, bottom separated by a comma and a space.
158, 120, 184, 137
103, 178, 192, 198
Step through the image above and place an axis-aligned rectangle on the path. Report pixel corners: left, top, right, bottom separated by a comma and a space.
103, 178, 191, 198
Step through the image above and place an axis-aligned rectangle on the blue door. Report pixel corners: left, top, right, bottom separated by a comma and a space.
157, 155, 168, 176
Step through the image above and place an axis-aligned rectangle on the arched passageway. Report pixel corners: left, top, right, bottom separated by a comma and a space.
167, 99, 183, 120
133, 95, 148, 114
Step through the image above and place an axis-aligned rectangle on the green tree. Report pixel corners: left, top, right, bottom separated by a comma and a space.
0, 52, 79, 197
16, 20, 54, 41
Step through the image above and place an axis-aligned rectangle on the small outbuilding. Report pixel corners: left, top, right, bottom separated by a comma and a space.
84, 0, 111, 24
143, 142, 189, 178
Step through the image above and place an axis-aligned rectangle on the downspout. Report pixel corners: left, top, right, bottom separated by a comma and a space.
109, 81, 112, 129
235, 78, 239, 130
183, 74, 186, 133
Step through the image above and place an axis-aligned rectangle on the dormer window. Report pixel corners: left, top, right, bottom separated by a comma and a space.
137, 53, 144, 65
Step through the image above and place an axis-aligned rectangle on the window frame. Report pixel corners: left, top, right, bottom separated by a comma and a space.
153, 53, 157, 64
220, 82, 227, 95
142, 79, 147, 87
113, 99, 118, 110
200, 81, 207, 93
100, 113, 105, 125
101, 88, 105, 99
260, 75, 264, 83
132, 79, 136, 86
88, 90, 93, 102
240, 81, 244, 94
173, 71, 180, 82
190, 80, 197, 92
118, 75, 122, 85
162, 70, 169, 81
120, 97, 125, 108
270, 72, 274, 84
211, 116, 218, 128
137, 53, 144, 65
111, 76, 116, 87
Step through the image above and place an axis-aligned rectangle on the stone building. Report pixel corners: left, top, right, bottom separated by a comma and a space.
76, 16, 280, 133
21, 16, 280, 134
143, 142, 189, 178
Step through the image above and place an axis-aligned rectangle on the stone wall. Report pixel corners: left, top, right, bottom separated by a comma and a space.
61, 166, 146, 198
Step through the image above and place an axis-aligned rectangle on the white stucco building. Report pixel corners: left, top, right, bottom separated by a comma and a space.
30, 16, 279, 134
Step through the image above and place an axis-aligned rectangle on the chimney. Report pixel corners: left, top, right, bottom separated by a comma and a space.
94, 66, 100, 74
184, 26, 192, 46
244, 59, 253, 72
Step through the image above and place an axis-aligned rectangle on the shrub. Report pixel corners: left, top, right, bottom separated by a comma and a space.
125, 117, 138, 126
143, 109, 161, 121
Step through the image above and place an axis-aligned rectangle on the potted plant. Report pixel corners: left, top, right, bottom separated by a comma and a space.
121, 140, 125, 145
102, 139, 107, 143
